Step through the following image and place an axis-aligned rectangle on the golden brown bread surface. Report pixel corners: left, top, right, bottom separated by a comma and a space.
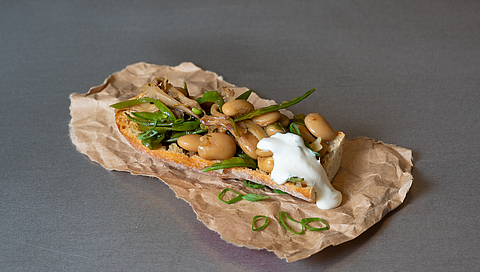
115, 103, 345, 203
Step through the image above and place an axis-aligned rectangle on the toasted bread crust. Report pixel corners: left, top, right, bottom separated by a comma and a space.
115, 98, 345, 203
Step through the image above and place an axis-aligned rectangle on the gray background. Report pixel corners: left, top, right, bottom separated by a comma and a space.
1, 1, 479, 271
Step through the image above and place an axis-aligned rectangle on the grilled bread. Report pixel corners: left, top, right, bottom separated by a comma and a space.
113, 80, 345, 203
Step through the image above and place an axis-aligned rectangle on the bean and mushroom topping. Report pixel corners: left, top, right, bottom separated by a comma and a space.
110, 79, 336, 178
197, 133, 237, 160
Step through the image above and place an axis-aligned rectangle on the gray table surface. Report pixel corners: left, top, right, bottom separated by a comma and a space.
1, 1, 479, 271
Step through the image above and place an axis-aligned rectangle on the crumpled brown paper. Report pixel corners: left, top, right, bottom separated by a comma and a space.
69, 62, 413, 262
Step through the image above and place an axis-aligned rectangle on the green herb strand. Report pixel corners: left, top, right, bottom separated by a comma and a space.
252, 215, 269, 231
141, 132, 165, 150
183, 82, 190, 97
152, 120, 201, 132
236, 89, 253, 100
138, 118, 159, 140
109, 97, 155, 109
289, 122, 301, 136
288, 123, 322, 158
131, 111, 168, 121
203, 156, 257, 172
154, 100, 176, 122
234, 88, 316, 122
230, 117, 239, 137
242, 193, 270, 202
242, 180, 266, 189
163, 127, 208, 143
125, 113, 172, 127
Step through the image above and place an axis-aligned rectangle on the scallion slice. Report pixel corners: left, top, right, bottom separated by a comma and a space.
218, 188, 243, 204
301, 217, 329, 231
252, 215, 269, 231
242, 180, 266, 189
242, 193, 270, 202
279, 211, 305, 234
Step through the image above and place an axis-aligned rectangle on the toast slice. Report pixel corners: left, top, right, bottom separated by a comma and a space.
115, 102, 345, 202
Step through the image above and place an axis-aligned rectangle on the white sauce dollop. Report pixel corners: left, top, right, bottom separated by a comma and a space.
257, 133, 342, 209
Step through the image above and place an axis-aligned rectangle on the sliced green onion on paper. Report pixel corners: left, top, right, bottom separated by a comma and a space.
279, 211, 305, 234
301, 217, 329, 231
218, 188, 243, 204
252, 215, 269, 231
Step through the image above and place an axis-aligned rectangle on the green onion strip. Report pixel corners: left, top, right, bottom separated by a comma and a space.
217, 188, 270, 204
289, 122, 301, 136
218, 188, 244, 204
109, 97, 155, 109
154, 100, 176, 122
252, 215, 269, 231
279, 211, 305, 234
203, 156, 257, 172
301, 217, 330, 231
242, 180, 266, 189
138, 118, 159, 140
234, 89, 316, 122
289, 122, 322, 158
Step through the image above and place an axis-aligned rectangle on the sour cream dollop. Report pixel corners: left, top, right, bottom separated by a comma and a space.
257, 133, 342, 209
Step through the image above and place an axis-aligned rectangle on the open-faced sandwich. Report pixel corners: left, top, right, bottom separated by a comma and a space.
110, 78, 345, 209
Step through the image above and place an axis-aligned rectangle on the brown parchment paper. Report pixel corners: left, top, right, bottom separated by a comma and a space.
69, 62, 414, 262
